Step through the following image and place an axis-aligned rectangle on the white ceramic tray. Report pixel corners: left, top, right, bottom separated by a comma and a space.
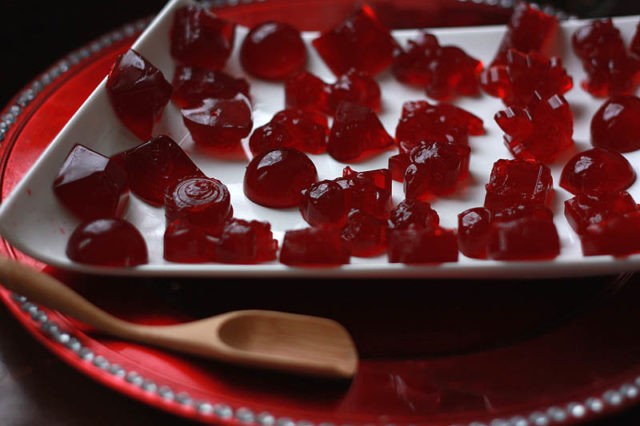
1, 0, 639, 278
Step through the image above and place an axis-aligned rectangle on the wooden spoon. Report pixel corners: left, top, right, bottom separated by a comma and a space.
0, 256, 358, 379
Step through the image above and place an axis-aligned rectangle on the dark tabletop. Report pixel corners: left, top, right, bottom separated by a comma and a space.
2, 1, 640, 425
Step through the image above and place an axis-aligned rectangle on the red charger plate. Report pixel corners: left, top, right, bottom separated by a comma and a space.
2, 1, 640, 425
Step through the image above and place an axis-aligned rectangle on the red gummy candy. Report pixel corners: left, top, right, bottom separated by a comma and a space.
484, 159, 553, 212
631, 21, 640, 58
164, 220, 216, 263
572, 19, 640, 97
106, 49, 172, 141
388, 153, 411, 182
53, 144, 128, 221
495, 92, 573, 163
249, 109, 328, 155
299, 180, 349, 227
489, 2, 558, 67
165, 176, 233, 233
67, 218, 148, 267
328, 69, 381, 113
181, 95, 253, 153
171, 66, 250, 109
340, 167, 392, 220
591, 96, 640, 153
404, 141, 470, 200
581, 211, 640, 257
395, 100, 483, 153
481, 50, 572, 106
240, 21, 306, 80
387, 199, 439, 232
457, 207, 492, 259
312, 5, 397, 76
392, 32, 439, 86
116, 135, 203, 206
388, 226, 458, 264
342, 209, 387, 257
215, 219, 278, 264
244, 148, 318, 208
170, 5, 236, 70
327, 102, 394, 162
565, 192, 638, 234
488, 214, 559, 260
284, 71, 330, 114
280, 226, 350, 266
560, 147, 635, 195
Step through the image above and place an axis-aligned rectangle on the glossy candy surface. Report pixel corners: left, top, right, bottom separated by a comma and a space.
560, 148, 636, 195
581, 211, 640, 256
215, 219, 278, 263
591, 96, 640, 152
488, 214, 559, 260
280, 226, 350, 266
564, 192, 638, 234
341, 209, 387, 257
163, 220, 217, 263
484, 159, 553, 212
249, 109, 328, 155
284, 71, 329, 114
388, 226, 458, 264
387, 199, 439, 232
328, 69, 381, 113
457, 207, 492, 259
171, 66, 250, 109
299, 180, 349, 227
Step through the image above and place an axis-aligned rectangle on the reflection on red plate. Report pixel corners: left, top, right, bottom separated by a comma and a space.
2, 1, 640, 425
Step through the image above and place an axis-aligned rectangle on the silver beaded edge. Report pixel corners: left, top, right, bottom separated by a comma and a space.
0, 2, 629, 426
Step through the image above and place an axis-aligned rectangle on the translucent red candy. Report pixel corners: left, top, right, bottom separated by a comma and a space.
395, 100, 483, 153
312, 5, 397, 76
487, 213, 559, 260
388, 226, 458, 264
387, 199, 439, 232
280, 226, 350, 266
404, 141, 470, 200
244, 148, 318, 208
457, 207, 492, 259
564, 192, 638, 234
171, 66, 250, 109
340, 167, 392, 220
327, 101, 394, 162
572, 19, 640, 97
299, 180, 349, 227
591, 96, 640, 153
53, 144, 128, 221
484, 159, 553, 212
164, 220, 217, 263
488, 2, 558, 67
170, 5, 236, 70
240, 21, 306, 80
392, 32, 482, 100
631, 22, 640, 57
106, 49, 172, 141
328, 69, 381, 113
284, 72, 329, 114
342, 209, 387, 257
581, 211, 640, 257
165, 176, 233, 234
67, 218, 148, 267
249, 109, 328, 155
115, 135, 203, 206
215, 219, 278, 263
388, 153, 411, 182
480, 50, 572, 107
560, 147, 635, 196
181, 95, 253, 153
495, 92, 573, 163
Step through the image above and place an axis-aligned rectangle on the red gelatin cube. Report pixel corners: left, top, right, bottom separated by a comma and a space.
117, 135, 203, 206
564, 192, 638, 234
484, 159, 553, 212
425, 45, 483, 101
560, 147, 635, 195
164, 220, 216, 263
591, 96, 640, 153
215, 219, 278, 264
106, 49, 172, 141
240, 21, 306, 80
457, 207, 491, 259
165, 176, 233, 234
404, 141, 470, 200
170, 5, 236, 70
342, 167, 392, 220
388, 199, 439, 232
388, 153, 411, 182
327, 102, 394, 162
280, 226, 350, 266
328, 69, 381, 113
488, 215, 559, 260
284, 71, 330, 114
171, 66, 250, 109
312, 5, 397, 76
299, 180, 349, 227
53, 144, 129, 220
391, 32, 439, 87
271, 109, 328, 154
244, 148, 318, 208
388, 226, 458, 264
342, 209, 386, 257
67, 218, 148, 267
182, 95, 253, 152
496, 92, 574, 163
249, 122, 293, 156
581, 211, 640, 256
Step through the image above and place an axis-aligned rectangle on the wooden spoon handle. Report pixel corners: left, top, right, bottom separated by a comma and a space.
0, 256, 129, 335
